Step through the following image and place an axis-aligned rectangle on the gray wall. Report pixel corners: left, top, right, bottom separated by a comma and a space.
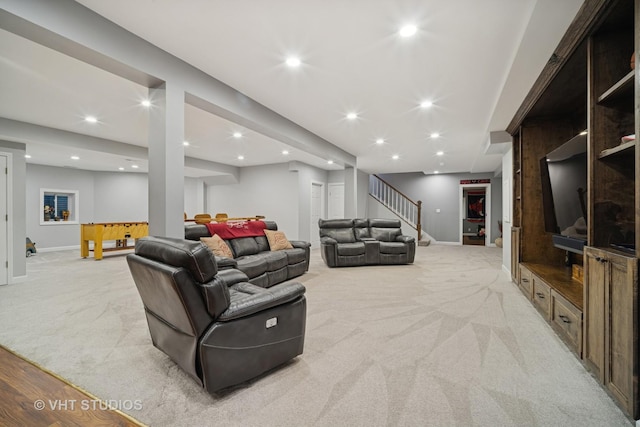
0, 141, 27, 278
26, 165, 205, 249
375, 172, 502, 243
206, 163, 300, 239
294, 162, 329, 242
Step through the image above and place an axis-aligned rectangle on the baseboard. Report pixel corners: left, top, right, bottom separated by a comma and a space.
37, 245, 80, 253
435, 241, 462, 246
10, 274, 27, 284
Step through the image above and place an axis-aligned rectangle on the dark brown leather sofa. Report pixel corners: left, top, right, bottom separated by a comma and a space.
319, 218, 415, 267
185, 221, 310, 288
127, 236, 306, 393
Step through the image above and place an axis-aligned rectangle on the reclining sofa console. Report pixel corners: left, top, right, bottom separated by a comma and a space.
319, 218, 415, 267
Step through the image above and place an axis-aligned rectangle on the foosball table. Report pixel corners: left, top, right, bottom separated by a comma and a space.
81, 222, 148, 260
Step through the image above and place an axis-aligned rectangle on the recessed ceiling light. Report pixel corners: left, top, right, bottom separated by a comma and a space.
327, 160, 334, 165
376, 138, 385, 144
282, 150, 289, 155
286, 57, 301, 67
436, 151, 444, 156
131, 164, 139, 169
118, 167, 124, 171
141, 100, 151, 107
237, 155, 244, 160
434, 170, 439, 174
233, 132, 242, 138
399, 24, 417, 38
183, 141, 190, 146
431, 132, 440, 139
70, 155, 79, 160
24, 154, 31, 159
85, 116, 97, 123
420, 100, 433, 108
346, 113, 358, 120
392, 154, 399, 160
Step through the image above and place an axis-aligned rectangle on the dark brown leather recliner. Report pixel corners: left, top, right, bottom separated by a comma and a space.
126, 236, 306, 393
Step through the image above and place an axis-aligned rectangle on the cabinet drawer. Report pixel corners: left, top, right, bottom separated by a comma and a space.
551, 290, 582, 356
518, 265, 533, 299
532, 276, 551, 319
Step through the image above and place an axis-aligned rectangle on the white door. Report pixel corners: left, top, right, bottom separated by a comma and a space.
328, 183, 344, 219
0, 155, 7, 285
311, 183, 323, 247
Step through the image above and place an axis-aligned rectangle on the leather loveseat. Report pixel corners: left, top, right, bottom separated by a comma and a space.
127, 236, 306, 393
185, 221, 310, 288
319, 218, 415, 267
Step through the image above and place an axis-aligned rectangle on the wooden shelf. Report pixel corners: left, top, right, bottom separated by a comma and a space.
597, 71, 634, 106
524, 263, 583, 310
598, 140, 635, 159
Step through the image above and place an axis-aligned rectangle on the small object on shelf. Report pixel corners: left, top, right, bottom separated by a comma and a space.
621, 134, 635, 144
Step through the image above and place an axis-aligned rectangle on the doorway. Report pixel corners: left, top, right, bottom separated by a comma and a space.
0, 154, 8, 285
459, 183, 491, 246
328, 183, 344, 219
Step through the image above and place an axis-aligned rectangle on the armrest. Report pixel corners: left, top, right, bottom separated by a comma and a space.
396, 235, 415, 243
215, 256, 237, 269
290, 240, 311, 249
198, 269, 249, 319
321, 236, 337, 245
218, 282, 306, 321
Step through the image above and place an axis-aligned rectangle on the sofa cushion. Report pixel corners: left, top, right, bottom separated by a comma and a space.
321, 228, 356, 243
369, 218, 401, 228
261, 251, 288, 271
370, 227, 402, 242
235, 255, 268, 279
336, 242, 366, 256
264, 229, 294, 251
228, 237, 260, 258
282, 247, 307, 265
200, 235, 234, 258
379, 241, 408, 254
134, 236, 217, 283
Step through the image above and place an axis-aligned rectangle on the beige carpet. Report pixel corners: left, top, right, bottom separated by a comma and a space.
0, 245, 632, 426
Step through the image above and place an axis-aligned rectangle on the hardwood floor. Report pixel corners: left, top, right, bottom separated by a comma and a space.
0, 345, 144, 426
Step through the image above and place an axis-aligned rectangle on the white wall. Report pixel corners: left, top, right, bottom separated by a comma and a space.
184, 177, 205, 218
93, 172, 148, 223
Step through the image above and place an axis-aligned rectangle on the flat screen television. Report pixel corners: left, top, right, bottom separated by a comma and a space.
539, 132, 588, 254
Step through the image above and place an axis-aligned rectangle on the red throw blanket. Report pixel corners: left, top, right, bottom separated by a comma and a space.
205, 221, 267, 239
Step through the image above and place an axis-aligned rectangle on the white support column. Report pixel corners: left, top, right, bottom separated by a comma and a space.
148, 83, 185, 238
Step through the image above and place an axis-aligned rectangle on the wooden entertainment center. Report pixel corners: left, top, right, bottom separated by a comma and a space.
509, 0, 639, 419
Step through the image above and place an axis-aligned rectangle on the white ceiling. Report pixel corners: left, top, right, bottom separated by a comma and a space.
0, 0, 584, 177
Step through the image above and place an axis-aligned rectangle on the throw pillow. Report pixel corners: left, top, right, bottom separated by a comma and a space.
200, 235, 234, 258
264, 229, 293, 251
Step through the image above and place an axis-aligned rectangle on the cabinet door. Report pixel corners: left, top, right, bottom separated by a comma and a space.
605, 252, 637, 416
511, 227, 521, 283
584, 246, 638, 417
583, 247, 606, 381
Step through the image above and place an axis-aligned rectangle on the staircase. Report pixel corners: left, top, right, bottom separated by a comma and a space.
369, 174, 430, 245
